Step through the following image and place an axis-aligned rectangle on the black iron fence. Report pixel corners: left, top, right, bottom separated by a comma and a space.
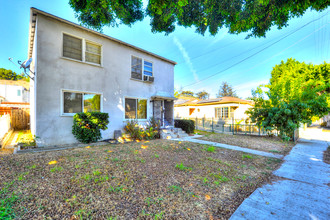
176, 117, 299, 141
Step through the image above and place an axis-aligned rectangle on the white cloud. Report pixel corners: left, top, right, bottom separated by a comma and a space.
173, 36, 199, 82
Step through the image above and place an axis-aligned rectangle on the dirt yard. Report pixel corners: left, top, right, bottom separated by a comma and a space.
0, 139, 282, 219
196, 130, 295, 155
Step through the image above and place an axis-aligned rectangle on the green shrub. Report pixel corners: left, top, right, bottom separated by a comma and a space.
124, 119, 159, 140
124, 120, 143, 140
320, 121, 327, 127
72, 112, 109, 143
174, 119, 195, 134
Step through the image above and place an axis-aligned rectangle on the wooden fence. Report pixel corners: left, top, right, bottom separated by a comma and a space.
0, 107, 12, 116
11, 109, 30, 130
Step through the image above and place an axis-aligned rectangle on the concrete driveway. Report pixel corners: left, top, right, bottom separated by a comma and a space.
230, 127, 330, 220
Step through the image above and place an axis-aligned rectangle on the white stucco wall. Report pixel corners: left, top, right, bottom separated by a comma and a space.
0, 84, 29, 102
32, 14, 175, 146
174, 103, 252, 120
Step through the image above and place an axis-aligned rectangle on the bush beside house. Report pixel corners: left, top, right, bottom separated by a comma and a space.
174, 119, 195, 134
72, 112, 109, 143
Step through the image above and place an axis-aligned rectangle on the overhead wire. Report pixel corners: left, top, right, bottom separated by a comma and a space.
180, 11, 329, 89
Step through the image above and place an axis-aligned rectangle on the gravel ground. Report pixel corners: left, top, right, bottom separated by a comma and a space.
0, 139, 282, 219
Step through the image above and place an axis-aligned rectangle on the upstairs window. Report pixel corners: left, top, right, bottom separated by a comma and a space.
63, 34, 102, 65
131, 56, 153, 80
86, 41, 101, 64
63, 34, 82, 61
131, 56, 142, 80
143, 61, 153, 76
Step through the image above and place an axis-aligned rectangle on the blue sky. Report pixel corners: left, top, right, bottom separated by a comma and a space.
0, 1, 329, 99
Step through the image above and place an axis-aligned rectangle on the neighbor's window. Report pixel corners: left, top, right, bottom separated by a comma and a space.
143, 61, 153, 76
17, 90, 21, 96
131, 56, 142, 80
125, 98, 147, 119
63, 34, 102, 65
215, 107, 229, 119
63, 91, 101, 114
63, 34, 82, 61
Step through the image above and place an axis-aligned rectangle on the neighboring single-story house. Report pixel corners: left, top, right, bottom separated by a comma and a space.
28, 8, 176, 146
0, 80, 30, 103
174, 96, 253, 122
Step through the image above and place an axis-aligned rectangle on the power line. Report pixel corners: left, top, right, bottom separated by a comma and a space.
181, 11, 329, 89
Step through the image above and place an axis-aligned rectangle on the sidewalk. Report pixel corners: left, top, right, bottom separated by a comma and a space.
230, 128, 330, 219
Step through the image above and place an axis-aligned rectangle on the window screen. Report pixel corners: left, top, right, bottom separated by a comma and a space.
85, 42, 101, 64
63, 34, 82, 61
131, 56, 142, 80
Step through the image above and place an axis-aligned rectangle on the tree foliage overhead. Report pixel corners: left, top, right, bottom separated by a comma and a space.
217, 81, 238, 98
0, 68, 28, 81
69, 0, 329, 37
195, 90, 209, 100
247, 59, 330, 140
179, 90, 195, 97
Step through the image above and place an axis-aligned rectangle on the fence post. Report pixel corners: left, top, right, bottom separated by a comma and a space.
258, 125, 261, 136
202, 117, 205, 129
195, 117, 198, 130
211, 117, 214, 132
222, 123, 224, 133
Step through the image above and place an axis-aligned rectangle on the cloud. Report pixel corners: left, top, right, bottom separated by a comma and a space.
173, 36, 199, 82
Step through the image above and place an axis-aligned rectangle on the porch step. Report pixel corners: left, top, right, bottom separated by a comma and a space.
160, 127, 189, 139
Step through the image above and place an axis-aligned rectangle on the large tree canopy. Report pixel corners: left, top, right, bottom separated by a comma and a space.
217, 81, 238, 98
247, 59, 330, 140
196, 90, 209, 100
69, 0, 329, 37
0, 68, 27, 81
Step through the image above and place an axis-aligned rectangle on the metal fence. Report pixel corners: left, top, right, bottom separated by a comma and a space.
176, 117, 299, 141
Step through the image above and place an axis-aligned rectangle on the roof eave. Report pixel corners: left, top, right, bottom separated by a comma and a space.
28, 7, 177, 65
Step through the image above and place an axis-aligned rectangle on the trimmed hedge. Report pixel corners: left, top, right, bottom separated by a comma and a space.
72, 112, 109, 143
174, 119, 195, 134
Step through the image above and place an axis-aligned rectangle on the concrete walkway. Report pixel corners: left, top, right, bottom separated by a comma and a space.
172, 136, 283, 159
230, 128, 330, 219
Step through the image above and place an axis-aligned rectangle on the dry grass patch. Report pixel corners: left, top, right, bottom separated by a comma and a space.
197, 130, 295, 155
0, 140, 282, 219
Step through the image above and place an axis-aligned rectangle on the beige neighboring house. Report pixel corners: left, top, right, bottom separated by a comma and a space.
27, 8, 176, 146
0, 80, 30, 103
174, 96, 253, 122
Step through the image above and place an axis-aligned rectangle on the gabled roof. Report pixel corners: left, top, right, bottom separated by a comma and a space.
28, 8, 177, 65
0, 80, 30, 90
175, 96, 253, 107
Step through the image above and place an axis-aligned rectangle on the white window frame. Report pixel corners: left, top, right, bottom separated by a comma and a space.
123, 96, 149, 121
215, 107, 229, 119
130, 55, 153, 80
60, 89, 103, 116
62, 32, 103, 66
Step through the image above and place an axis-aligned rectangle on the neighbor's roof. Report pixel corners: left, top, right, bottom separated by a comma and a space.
0, 80, 30, 90
28, 8, 177, 65
174, 96, 253, 107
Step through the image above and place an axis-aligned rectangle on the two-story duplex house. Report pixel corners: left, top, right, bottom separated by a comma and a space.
28, 8, 176, 146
